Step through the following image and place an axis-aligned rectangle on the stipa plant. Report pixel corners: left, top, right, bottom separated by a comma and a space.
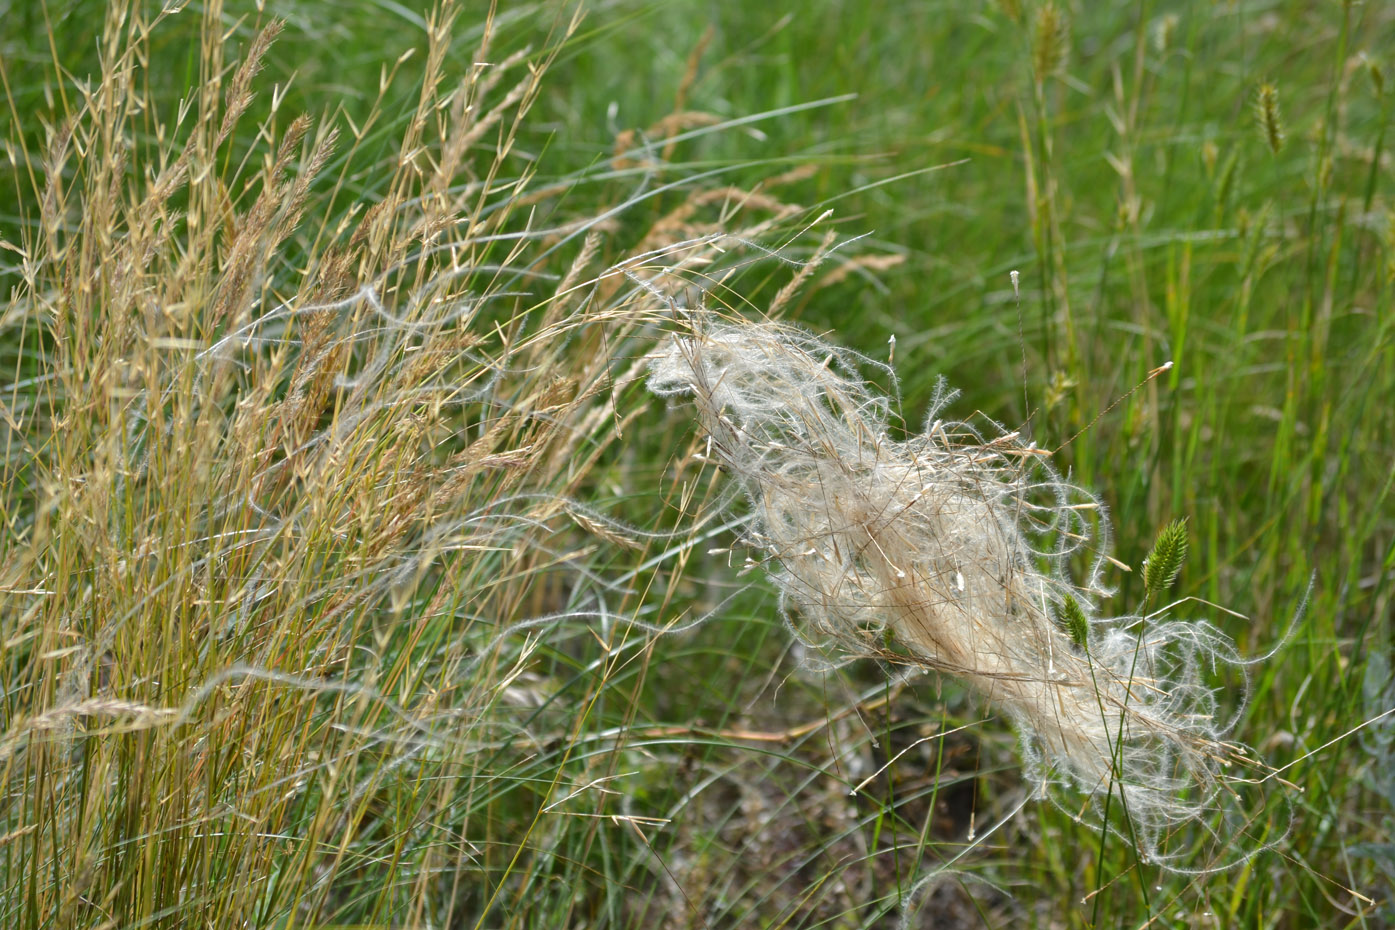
648, 313, 1279, 867
0, 2, 750, 926
0, 0, 864, 922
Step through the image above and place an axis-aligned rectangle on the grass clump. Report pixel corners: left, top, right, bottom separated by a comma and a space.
0, 2, 686, 926
0, 4, 863, 925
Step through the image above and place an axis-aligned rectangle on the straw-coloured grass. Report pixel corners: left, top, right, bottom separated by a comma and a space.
0, 3, 850, 924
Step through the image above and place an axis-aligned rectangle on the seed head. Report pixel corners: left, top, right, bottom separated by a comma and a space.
1032, 2, 1070, 82
1255, 82, 1285, 155
650, 315, 1271, 864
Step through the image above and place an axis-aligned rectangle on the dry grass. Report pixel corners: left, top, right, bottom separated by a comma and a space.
0, 2, 851, 925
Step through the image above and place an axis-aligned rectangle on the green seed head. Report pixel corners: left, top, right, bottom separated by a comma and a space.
1144, 518, 1190, 598
1255, 83, 1285, 155
1060, 593, 1090, 649
1032, 2, 1070, 83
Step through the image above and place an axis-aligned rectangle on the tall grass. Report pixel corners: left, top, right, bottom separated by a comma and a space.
1, 0, 1392, 928
0, 2, 708, 926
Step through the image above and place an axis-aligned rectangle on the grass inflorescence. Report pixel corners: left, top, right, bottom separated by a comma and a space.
648, 315, 1279, 867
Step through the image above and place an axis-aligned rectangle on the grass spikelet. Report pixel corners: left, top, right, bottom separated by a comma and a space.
1032, 2, 1070, 83
649, 315, 1265, 861
1255, 82, 1286, 154
1143, 518, 1189, 599
1060, 592, 1091, 649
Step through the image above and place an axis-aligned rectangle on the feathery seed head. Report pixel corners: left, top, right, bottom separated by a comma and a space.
650, 315, 1270, 863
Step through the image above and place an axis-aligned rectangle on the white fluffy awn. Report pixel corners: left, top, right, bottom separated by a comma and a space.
649, 316, 1273, 865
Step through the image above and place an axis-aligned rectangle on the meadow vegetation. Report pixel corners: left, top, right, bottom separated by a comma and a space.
0, 0, 1391, 927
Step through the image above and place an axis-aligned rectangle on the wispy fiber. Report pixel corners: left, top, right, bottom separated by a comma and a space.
649, 316, 1263, 861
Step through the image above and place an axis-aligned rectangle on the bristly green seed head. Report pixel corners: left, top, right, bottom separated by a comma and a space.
1144, 518, 1190, 598
1032, 2, 1069, 83
1060, 593, 1090, 648
1255, 83, 1285, 155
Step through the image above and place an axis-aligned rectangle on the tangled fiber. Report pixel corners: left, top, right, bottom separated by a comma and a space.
648, 316, 1263, 862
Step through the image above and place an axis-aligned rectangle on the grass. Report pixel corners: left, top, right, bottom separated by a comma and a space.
0, 0, 1392, 927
